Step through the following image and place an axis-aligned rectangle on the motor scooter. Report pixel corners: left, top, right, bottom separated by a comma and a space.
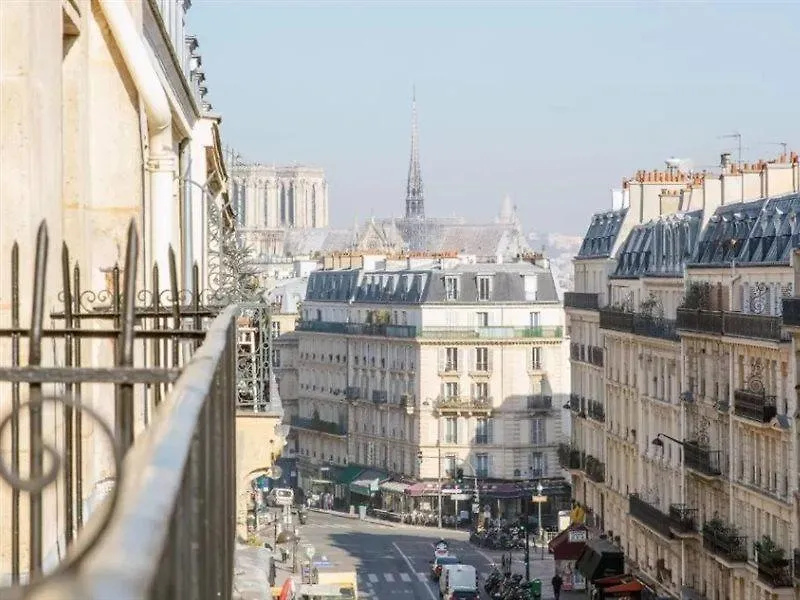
297, 507, 308, 524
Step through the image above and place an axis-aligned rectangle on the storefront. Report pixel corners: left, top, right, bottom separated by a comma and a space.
378, 479, 410, 513
348, 469, 389, 507
548, 524, 589, 591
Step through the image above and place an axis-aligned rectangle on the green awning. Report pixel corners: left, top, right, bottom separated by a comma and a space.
334, 465, 365, 485
349, 470, 389, 497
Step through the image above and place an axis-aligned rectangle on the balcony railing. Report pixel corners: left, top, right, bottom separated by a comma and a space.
434, 395, 492, 413
291, 416, 348, 436
755, 550, 793, 588
677, 308, 788, 341
600, 308, 678, 341
568, 394, 581, 412
629, 494, 672, 539
702, 520, 747, 562
723, 312, 786, 341
558, 444, 582, 470
564, 292, 599, 311
587, 400, 605, 422
527, 395, 553, 411
419, 325, 563, 340
782, 298, 800, 327
683, 442, 723, 476
588, 345, 604, 367
297, 320, 417, 338
668, 504, 697, 534
345, 386, 360, 400
0, 222, 260, 598
793, 548, 800, 581
584, 455, 605, 483
372, 390, 388, 404
733, 389, 777, 423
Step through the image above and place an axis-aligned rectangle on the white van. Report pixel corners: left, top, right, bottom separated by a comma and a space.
267, 487, 294, 507
439, 564, 478, 600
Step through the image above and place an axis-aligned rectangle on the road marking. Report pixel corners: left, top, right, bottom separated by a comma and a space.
384, 573, 395, 582
416, 572, 427, 581
399, 572, 411, 582
392, 542, 438, 600
368, 574, 379, 583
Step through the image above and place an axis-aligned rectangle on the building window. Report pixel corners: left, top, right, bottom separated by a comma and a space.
445, 276, 460, 301
475, 347, 489, 371
530, 452, 546, 478
531, 347, 542, 370
475, 418, 491, 444
477, 276, 492, 301
476, 453, 489, 478
444, 454, 457, 478
529, 312, 541, 328
271, 321, 281, 338
476, 311, 489, 327
272, 349, 281, 368
530, 418, 546, 445
445, 382, 459, 399
444, 420, 458, 444
445, 347, 459, 371
475, 382, 489, 400
401, 310, 408, 325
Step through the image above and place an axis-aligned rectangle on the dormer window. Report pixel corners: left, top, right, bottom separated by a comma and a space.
444, 276, 460, 301
477, 276, 492, 301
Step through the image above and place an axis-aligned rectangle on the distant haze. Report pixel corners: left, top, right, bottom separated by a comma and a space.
189, 1, 800, 234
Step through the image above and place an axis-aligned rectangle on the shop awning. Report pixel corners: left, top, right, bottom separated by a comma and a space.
575, 538, 624, 582
406, 482, 439, 497
379, 480, 410, 494
606, 580, 644, 594
349, 470, 388, 496
548, 524, 588, 560
334, 465, 364, 485
481, 483, 523, 499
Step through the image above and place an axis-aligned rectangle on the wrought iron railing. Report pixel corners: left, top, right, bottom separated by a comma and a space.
419, 325, 563, 340
0, 221, 258, 598
600, 309, 678, 341
793, 548, 800, 581
668, 504, 697, 534
629, 494, 672, 539
557, 444, 581, 470
733, 389, 777, 423
433, 395, 492, 412
296, 320, 417, 338
584, 455, 605, 483
683, 442, 723, 476
702, 521, 747, 562
568, 394, 581, 412
755, 550, 793, 588
587, 400, 605, 422
291, 416, 347, 436
588, 345, 604, 367
782, 298, 800, 327
563, 292, 599, 311
677, 308, 788, 341
599, 308, 634, 333
527, 395, 553, 410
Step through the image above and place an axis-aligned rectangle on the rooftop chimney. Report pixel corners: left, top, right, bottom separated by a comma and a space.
720, 153, 732, 172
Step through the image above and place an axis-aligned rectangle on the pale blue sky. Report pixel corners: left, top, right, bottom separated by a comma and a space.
189, 1, 800, 234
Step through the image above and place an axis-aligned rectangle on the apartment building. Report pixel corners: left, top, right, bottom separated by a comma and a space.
0, 0, 233, 584
565, 153, 800, 599
290, 256, 570, 514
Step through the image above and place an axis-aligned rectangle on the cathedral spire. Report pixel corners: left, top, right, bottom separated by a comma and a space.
405, 86, 425, 219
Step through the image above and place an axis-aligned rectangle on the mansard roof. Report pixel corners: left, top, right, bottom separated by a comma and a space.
612, 210, 702, 279
690, 192, 800, 267
577, 208, 628, 259
305, 262, 559, 304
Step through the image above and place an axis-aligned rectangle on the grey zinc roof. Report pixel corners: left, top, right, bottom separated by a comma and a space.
577, 208, 628, 258
305, 262, 559, 304
690, 192, 800, 267
612, 210, 702, 279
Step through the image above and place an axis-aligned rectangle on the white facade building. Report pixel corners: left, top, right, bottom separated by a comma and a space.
290, 258, 571, 514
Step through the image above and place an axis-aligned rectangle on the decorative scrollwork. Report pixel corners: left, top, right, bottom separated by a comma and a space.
748, 357, 765, 394
0, 395, 123, 588
749, 282, 768, 315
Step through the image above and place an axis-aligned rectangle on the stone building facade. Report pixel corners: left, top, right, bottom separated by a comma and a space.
565, 152, 800, 599
289, 257, 570, 515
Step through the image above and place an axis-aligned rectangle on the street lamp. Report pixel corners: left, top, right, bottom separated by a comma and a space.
651, 432, 682, 447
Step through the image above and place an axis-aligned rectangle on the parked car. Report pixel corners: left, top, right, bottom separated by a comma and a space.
430, 555, 460, 580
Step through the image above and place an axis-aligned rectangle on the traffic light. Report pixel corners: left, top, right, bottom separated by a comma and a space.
455, 467, 464, 484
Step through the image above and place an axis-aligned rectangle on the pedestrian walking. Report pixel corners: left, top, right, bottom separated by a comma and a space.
551, 573, 563, 600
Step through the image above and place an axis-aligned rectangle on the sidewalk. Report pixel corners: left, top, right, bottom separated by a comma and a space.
307, 506, 397, 528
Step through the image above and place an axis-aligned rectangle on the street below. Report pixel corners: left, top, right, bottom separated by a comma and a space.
271, 509, 559, 599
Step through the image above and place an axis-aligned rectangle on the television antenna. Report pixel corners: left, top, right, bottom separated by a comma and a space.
719, 132, 743, 166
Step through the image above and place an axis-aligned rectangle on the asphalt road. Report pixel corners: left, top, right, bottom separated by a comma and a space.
280, 509, 557, 600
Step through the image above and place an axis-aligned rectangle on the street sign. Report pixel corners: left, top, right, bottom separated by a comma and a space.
531, 495, 548, 503
451, 493, 471, 501
568, 529, 588, 543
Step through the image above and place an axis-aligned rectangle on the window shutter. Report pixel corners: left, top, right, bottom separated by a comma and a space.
487, 454, 493, 479
487, 418, 494, 444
